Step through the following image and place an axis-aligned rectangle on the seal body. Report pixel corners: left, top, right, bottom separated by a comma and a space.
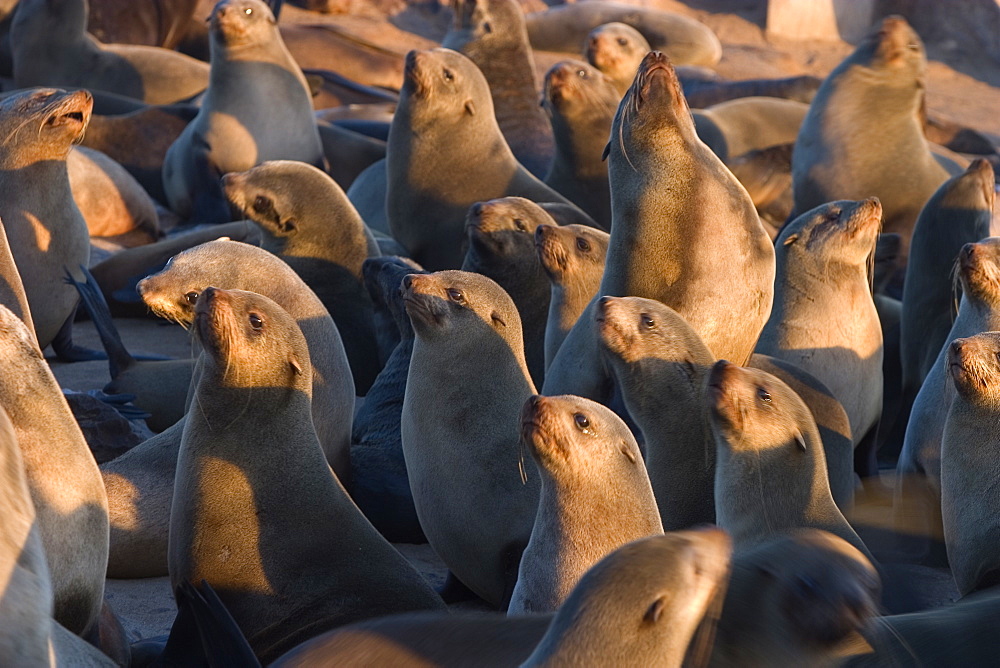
169, 288, 443, 664
162, 0, 323, 223
692, 96, 808, 162
401, 270, 539, 607
222, 160, 381, 394
509, 394, 662, 614
0, 88, 93, 351
757, 198, 883, 478
386, 48, 576, 271
707, 360, 872, 561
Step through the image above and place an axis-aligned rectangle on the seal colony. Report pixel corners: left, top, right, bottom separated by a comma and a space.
1, 1, 1000, 664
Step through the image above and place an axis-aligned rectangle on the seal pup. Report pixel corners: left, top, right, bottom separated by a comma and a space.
222, 160, 382, 394
707, 360, 872, 561
535, 223, 609, 370
0, 88, 94, 359
940, 332, 1000, 595
401, 270, 539, 607
707, 529, 880, 668
756, 198, 883, 479
525, 3, 722, 67
900, 158, 994, 392
169, 287, 444, 664
896, 238, 1000, 561
0, 304, 109, 637
585, 22, 651, 95
386, 48, 576, 270
102, 240, 354, 578
791, 16, 950, 274
272, 528, 731, 667
462, 197, 554, 387
442, 0, 555, 178
541, 60, 620, 230
509, 394, 662, 614
544, 52, 774, 404
11, 0, 209, 105
162, 0, 324, 224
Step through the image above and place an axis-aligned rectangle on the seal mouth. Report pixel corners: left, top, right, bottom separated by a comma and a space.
42, 90, 93, 140
635, 52, 676, 106
841, 197, 883, 241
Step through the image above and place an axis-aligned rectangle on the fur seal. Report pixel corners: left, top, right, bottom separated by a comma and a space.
525, 3, 722, 67
535, 222, 609, 370
692, 97, 808, 163
401, 270, 539, 607
462, 197, 554, 387
544, 52, 774, 404
102, 240, 354, 578
940, 332, 1000, 595
707, 529, 880, 668
756, 198, 883, 479
68, 146, 161, 246
900, 158, 994, 393
442, 0, 555, 178
11, 0, 209, 105
0, 88, 94, 359
707, 360, 872, 560
273, 528, 731, 667
222, 160, 382, 394
509, 394, 662, 614
584, 22, 650, 95
386, 48, 576, 270
0, 304, 109, 637
726, 143, 794, 236
317, 121, 386, 191
162, 0, 324, 224
541, 60, 619, 230
895, 238, 1000, 560
791, 16, 950, 275
169, 287, 443, 663
86, 0, 200, 50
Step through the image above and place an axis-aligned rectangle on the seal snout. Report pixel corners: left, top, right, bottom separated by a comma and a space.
520, 394, 546, 439
968, 158, 996, 206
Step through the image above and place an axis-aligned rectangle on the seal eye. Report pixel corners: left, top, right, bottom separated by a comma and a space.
576, 69, 588, 79
757, 387, 771, 403
244, 7, 252, 14
184, 291, 200, 305
576, 237, 591, 252
617, 37, 628, 47
573, 413, 591, 432
482, 21, 492, 33
443, 68, 454, 82
446, 288, 464, 303
513, 218, 526, 232
252, 195, 271, 214
640, 314, 655, 330
249, 313, 263, 330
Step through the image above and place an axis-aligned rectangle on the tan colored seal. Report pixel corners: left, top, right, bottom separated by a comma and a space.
791, 16, 950, 275
541, 60, 620, 230
544, 52, 774, 403
386, 48, 576, 270
585, 22, 650, 95
509, 394, 662, 614
11, 0, 209, 105
0, 304, 109, 637
162, 0, 324, 224
756, 198, 883, 479
462, 196, 555, 387
442, 0, 555, 178
222, 159, 381, 394
692, 96, 809, 162
273, 528, 731, 667
708, 529, 880, 668
940, 332, 1000, 595
169, 287, 443, 664
401, 270, 539, 607
0, 88, 93, 355
535, 223, 609, 370
707, 360, 872, 561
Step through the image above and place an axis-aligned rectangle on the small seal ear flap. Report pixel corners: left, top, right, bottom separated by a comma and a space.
601, 141, 611, 162
783, 233, 798, 246
794, 432, 807, 452
644, 597, 667, 624
464, 100, 476, 116
281, 218, 298, 233
620, 440, 637, 464
491, 311, 506, 328
290, 356, 303, 376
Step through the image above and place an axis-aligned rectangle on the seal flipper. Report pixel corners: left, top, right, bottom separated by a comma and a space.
50, 302, 107, 362
185, 137, 235, 227
66, 266, 135, 377
188, 581, 260, 667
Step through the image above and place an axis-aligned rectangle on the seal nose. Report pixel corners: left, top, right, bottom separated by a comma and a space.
401, 274, 415, 292
471, 202, 484, 218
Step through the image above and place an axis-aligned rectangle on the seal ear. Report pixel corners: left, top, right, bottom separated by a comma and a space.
794, 432, 807, 451
644, 597, 667, 624
290, 356, 303, 376
464, 100, 476, 116
281, 218, 298, 233
490, 311, 506, 328
601, 142, 611, 162
783, 234, 798, 246
620, 440, 637, 464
